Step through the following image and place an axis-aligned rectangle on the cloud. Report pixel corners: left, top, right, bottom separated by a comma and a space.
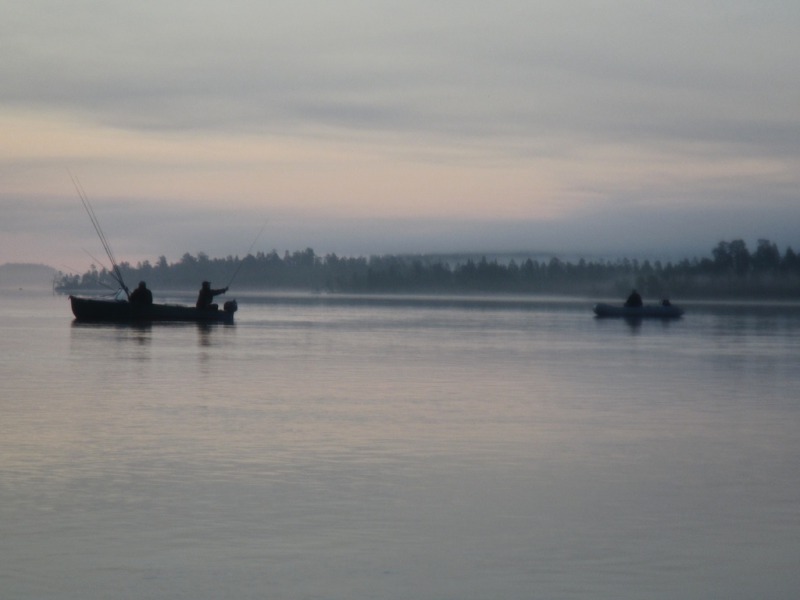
1, 1, 799, 265
4, 1, 798, 153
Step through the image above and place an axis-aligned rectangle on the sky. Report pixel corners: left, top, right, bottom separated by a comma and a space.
2, 0, 799, 270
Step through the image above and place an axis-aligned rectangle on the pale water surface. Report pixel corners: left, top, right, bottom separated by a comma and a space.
2, 290, 799, 599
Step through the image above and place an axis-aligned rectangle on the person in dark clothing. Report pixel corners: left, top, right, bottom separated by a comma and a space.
129, 281, 153, 306
196, 281, 228, 310
624, 289, 643, 307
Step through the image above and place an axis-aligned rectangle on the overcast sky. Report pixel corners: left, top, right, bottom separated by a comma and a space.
2, 1, 799, 268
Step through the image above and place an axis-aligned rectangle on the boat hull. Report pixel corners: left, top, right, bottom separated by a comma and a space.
593, 303, 683, 319
69, 296, 236, 324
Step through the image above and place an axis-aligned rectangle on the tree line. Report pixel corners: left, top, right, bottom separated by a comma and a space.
55, 239, 800, 299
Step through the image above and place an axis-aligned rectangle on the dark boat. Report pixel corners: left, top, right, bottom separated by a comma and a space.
593, 302, 684, 319
66, 177, 241, 325
70, 295, 237, 324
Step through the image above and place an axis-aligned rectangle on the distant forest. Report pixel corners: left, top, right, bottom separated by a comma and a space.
55, 239, 800, 299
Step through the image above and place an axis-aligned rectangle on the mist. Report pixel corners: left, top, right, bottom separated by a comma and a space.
3, 191, 800, 271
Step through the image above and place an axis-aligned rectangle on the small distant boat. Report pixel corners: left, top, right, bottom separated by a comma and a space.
70, 295, 237, 324
593, 302, 684, 319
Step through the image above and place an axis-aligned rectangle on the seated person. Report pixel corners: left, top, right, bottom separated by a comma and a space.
129, 281, 153, 306
624, 289, 643, 307
196, 281, 228, 310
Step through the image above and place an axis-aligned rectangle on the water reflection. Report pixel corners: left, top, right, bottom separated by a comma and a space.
622, 316, 642, 333
196, 322, 215, 346
70, 321, 153, 344
593, 315, 682, 335
70, 320, 232, 343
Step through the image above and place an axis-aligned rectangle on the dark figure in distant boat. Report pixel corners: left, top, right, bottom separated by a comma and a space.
624, 289, 643, 307
129, 281, 153, 306
196, 281, 228, 310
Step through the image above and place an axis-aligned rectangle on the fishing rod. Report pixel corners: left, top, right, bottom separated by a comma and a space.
56, 262, 118, 295
69, 172, 130, 298
225, 218, 269, 289
82, 247, 109, 273
80, 249, 125, 293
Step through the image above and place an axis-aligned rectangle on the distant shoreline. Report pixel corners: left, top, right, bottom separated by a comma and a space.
51, 239, 800, 301
0, 263, 58, 289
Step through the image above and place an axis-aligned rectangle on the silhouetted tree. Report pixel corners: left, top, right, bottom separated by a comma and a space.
752, 239, 781, 274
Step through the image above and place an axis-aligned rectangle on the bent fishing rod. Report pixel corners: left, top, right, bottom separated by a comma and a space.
57, 259, 118, 294
70, 172, 130, 298
80, 248, 124, 294
225, 218, 269, 290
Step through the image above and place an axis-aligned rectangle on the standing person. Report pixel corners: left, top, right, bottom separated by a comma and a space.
129, 281, 153, 306
196, 281, 228, 310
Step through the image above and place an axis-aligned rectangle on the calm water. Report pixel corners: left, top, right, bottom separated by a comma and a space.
2, 290, 799, 599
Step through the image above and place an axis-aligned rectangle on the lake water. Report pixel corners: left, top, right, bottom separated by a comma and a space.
2, 290, 799, 599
